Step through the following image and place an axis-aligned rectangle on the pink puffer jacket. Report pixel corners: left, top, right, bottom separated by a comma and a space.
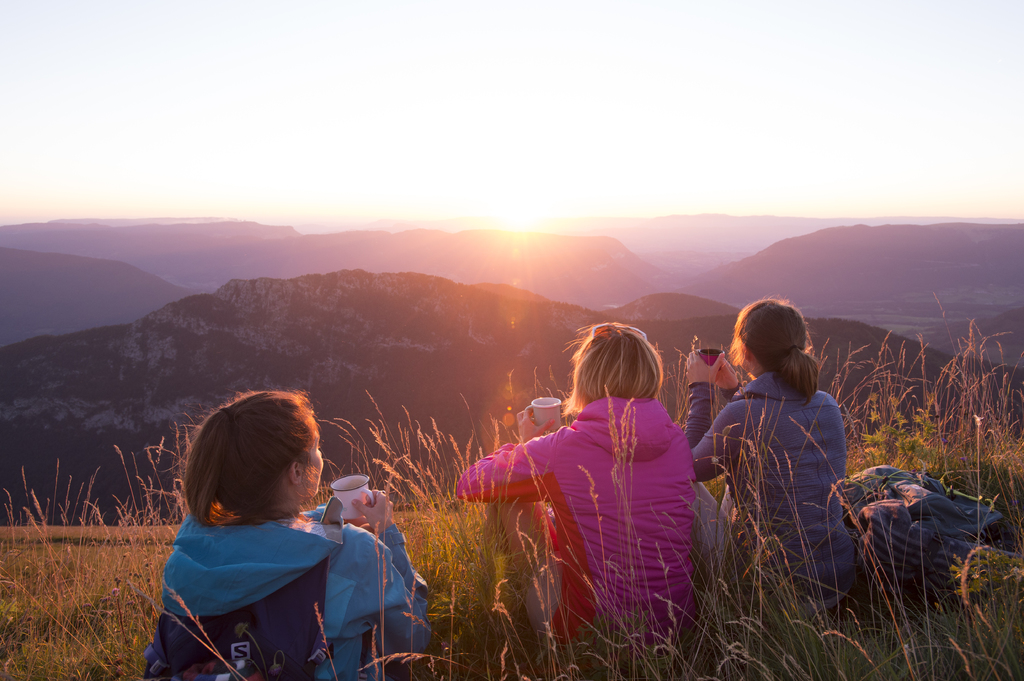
457, 396, 696, 641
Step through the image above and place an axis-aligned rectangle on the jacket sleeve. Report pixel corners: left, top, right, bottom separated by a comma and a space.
328, 526, 431, 665
455, 431, 561, 503
685, 383, 744, 483
378, 525, 430, 656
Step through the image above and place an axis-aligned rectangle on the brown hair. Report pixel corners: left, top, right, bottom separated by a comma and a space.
729, 298, 819, 403
565, 323, 663, 414
182, 390, 320, 526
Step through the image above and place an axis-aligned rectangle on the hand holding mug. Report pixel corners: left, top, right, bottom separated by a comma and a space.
351, 490, 394, 536
686, 351, 715, 384
686, 350, 739, 390
517, 410, 555, 443
518, 397, 561, 443
712, 356, 740, 390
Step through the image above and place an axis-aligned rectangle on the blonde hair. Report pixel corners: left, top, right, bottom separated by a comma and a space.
565, 323, 663, 414
182, 390, 319, 526
729, 298, 819, 403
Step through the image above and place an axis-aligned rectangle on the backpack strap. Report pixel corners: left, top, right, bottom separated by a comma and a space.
142, 639, 169, 678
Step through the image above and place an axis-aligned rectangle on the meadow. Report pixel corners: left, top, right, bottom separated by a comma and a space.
3, 334, 1024, 680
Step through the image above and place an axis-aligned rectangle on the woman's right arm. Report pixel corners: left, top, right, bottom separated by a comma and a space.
456, 430, 561, 503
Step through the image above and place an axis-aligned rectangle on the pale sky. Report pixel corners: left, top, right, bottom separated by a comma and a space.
1, 0, 1021, 225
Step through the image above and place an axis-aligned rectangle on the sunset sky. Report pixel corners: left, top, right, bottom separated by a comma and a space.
1, 0, 1021, 226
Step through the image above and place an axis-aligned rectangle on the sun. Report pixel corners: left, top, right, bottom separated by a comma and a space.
491, 205, 550, 232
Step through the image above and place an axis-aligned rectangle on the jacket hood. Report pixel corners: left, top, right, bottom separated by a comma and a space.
162, 515, 334, 616
573, 397, 682, 462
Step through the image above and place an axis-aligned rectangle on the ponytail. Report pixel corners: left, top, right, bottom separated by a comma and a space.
777, 344, 819, 404
182, 391, 319, 525
731, 299, 819, 403
182, 409, 235, 525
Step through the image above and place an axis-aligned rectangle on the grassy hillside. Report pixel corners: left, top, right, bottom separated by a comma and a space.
3, 341, 1023, 680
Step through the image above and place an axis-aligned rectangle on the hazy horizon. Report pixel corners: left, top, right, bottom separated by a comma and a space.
5, 212, 1023, 258
4, 212, 1023, 233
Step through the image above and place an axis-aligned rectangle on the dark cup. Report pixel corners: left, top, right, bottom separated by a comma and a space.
698, 348, 723, 366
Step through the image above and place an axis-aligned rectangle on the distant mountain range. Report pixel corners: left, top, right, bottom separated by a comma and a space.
0, 270, 954, 519
0, 247, 192, 345
294, 213, 1024, 254
0, 221, 658, 310
681, 222, 1024, 338
293, 214, 1024, 284
593, 214, 1024, 254
6, 218, 1024, 352
50, 217, 247, 228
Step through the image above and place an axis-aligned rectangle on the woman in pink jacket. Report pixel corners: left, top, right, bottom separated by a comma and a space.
456, 323, 696, 642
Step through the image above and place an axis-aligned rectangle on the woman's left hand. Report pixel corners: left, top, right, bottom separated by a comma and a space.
517, 411, 555, 444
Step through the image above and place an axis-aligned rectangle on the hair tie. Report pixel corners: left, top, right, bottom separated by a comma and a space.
790, 345, 802, 351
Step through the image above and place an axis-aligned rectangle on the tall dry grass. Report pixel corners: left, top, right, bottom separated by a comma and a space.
2, 333, 1023, 680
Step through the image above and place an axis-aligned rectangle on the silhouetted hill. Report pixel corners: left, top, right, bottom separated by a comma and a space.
0, 247, 193, 345
0, 222, 662, 309
681, 223, 1024, 334
607, 293, 739, 321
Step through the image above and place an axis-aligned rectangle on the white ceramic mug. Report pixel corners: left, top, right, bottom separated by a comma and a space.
526, 397, 562, 428
330, 474, 371, 521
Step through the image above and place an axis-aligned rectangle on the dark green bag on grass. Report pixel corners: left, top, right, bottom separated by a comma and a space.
841, 465, 1016, 593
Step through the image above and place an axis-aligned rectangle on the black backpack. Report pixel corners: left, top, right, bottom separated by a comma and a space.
143, 557, 331, 680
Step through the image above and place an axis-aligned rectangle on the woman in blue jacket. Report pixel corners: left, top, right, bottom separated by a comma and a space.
685, 299, 856, 609
159, 391, 430, 680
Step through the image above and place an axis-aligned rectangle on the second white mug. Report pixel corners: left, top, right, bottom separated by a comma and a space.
526, 397, 562, 428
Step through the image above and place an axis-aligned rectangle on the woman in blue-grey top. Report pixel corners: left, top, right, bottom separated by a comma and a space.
684, 298, 856, 608
158, 391, 429, 681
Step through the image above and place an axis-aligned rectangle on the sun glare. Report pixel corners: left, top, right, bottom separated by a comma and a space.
493, 206, 549, 232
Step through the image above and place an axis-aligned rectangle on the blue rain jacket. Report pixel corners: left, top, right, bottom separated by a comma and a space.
162, 513, 430, 680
